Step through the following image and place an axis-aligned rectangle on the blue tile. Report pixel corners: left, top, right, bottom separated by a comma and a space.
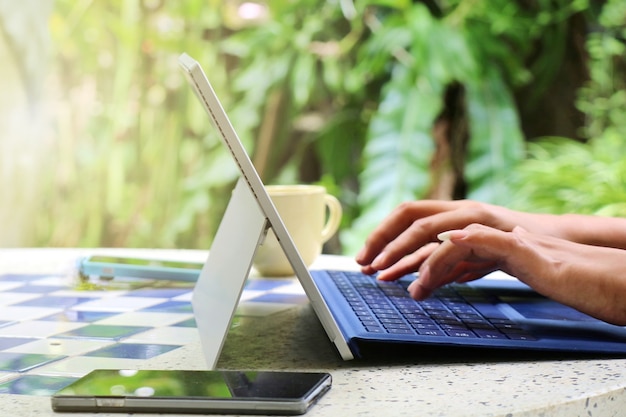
129, 288, 192, 298
85, 343, 179, 359
0, 352, 65, 372
0, 274, 52, 282
55, 324, 152, 340
141, 301, 192, 313
40, 310, 117, 323
245, 279, 292, 291
14, 296, 96, 309
249, 292, 308, 304
10, 285, 66, 294
0, 374, 78, 395
0, 337, 37, 350
171, 317, 197, 328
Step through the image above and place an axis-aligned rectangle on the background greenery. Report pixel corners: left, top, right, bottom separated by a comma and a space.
1, 0, 624, 253
510, 0, 626, 217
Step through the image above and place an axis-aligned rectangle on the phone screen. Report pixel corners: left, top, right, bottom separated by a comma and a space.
52, 369, 331, 414
55, 369, 327, 399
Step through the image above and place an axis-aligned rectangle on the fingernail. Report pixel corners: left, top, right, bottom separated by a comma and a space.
437, 230, 468, 242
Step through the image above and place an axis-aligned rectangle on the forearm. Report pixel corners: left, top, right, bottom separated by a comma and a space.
491, 208, 626, 249
550, 214, 626, 250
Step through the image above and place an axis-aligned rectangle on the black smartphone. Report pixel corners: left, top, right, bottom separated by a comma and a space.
51, 369, 331, 415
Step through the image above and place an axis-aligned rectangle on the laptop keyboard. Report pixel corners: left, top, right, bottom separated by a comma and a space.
328, 270, 536, 340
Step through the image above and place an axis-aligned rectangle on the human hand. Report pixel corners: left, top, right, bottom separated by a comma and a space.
355, 200, 556, 281
410, 224, 626, 325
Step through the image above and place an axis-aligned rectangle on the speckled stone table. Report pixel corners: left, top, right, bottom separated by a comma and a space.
1, 249, 626, 416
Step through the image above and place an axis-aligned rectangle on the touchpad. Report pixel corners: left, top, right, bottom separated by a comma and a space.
499, 294, 626, 342
501, 296, 596, 322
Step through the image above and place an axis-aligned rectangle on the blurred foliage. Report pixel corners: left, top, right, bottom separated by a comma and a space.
510, 132, 626, 217
0, 1, 53, 246
510, 0, 626, 217
222, 0, 590, 253
44, 0, 237, 248
15, 0, 623, 251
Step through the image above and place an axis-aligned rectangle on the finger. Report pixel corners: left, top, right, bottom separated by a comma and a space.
453, 263, 499, 283
455, 271, 483, 283
376, 242, 439, 281
417, 225, 512, 295
355, 204, 425, 266
405, 247, 494, 300
406, 258, 485, 300
355, 200, 464, 266
407, 265, 435, 300
444, 225, 525, 270
368, 208, 494, 271
452, 225, 563, 293
413, 244, 476, 297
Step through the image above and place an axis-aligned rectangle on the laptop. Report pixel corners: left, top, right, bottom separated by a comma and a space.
178, 53, 626, 368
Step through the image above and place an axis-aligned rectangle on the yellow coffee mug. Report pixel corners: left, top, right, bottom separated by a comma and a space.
253, 185, 342, 276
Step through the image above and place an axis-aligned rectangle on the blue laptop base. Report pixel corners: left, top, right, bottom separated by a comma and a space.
311, 271, 626, 358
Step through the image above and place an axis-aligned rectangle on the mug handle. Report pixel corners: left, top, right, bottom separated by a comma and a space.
321, 194, 342, 243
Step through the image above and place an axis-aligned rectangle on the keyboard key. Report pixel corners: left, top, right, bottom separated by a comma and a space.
379, 318, 405, 326
365, 326, 385, 333
505, 332, 537, 341
494, 322, 524, 331
474, 329, 507, 339
360, 319, 380, 327
439, 322, 468, 331
466, 322, 496, 330
407, 317, 436, 325
418, 329, 446, 337
411, 322, 439, 328
446, 330, 477, 338
376, 313, 404, 320
388, 328, 415, 335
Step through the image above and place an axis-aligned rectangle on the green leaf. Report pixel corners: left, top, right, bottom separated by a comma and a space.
291, 53, 316, 108
360, 0, 413, 11
465, 73, 524, 204
343, 65, 442, 254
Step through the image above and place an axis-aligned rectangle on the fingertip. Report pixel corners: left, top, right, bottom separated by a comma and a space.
355, 247, 366, 264
370, 253, 387, 270
376, 271, 393, 281
437, 230, 469, 242
407, 280, 429, 300
360, 265, 375, 275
